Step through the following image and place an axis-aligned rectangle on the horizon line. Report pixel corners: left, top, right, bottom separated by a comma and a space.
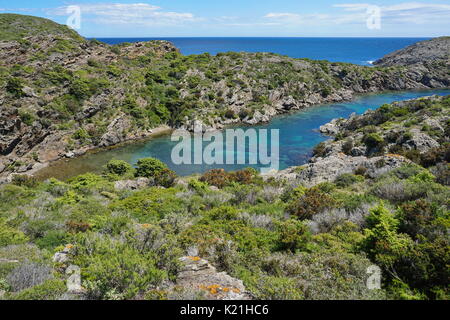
87, 36, 441, 39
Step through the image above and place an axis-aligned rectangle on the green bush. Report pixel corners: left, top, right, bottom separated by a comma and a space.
276, 219, 311, 252
0, 220, 29, 247
6, 77, 25, 97
153, 168, 177, 188
106, 160, 133, 176
248, 275, 304, 300
11, 175, 38, 188
363, 133, 385, 150
135, 158, 168, 178
287, 188, 336, 220
69, 78, 90, 100
75, 236, 167, 299
362, 203, 413, 271
7, 279, 66, 300
335, 173, 364, 188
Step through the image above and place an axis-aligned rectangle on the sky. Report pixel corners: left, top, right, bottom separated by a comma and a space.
1, 0, 450, 37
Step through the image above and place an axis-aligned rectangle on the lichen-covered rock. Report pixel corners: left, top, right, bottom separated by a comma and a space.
114, 177, 150, 191
174, 256, 252, 300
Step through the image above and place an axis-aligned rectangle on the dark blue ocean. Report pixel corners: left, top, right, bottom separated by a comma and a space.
96, 37, 429, 65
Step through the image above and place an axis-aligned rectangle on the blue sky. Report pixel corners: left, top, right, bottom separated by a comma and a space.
1, 1, 450, 37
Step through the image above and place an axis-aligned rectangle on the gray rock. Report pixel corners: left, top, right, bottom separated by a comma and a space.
52, 252, 69, 264
175, 256, 252, 300
404, 130, 440, 152
269, 154, 410, 187
66, 265, 84, 294
114, 177, 150, 191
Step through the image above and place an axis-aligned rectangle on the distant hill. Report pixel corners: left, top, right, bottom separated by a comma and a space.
374, 37, 450, 67
0, 13, 84, 42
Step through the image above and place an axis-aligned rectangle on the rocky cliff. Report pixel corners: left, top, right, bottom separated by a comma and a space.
0, 14, 449, 181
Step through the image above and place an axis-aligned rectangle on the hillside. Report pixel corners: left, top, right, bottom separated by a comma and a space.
0, 14, 449, 181
374, 37, 450, 67
0, 95, 448, 300
0, 14, 84, 42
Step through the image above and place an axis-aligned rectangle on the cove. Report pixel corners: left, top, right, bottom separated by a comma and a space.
35, 89, 450, 181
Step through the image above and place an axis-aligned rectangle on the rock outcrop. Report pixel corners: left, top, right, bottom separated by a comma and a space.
174, 256, 252, 300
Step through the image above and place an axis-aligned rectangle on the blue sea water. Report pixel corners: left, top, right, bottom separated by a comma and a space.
36, 89, 450, 180
96, 37, 429, 65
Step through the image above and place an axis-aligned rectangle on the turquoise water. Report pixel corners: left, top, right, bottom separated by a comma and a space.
36, 89, 450, 180
97, 37, 429, 66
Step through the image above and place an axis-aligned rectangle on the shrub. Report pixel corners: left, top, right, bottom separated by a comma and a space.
276, 219, 311, 252
248, 275, 304, 300
153, 168, 177, 188
313, 142, 327, 157
362, 204, 413, 272
334, 173, 363, 188
287, 188, 336, 220
11, 175, 38, 188
6, 77, 25, 97
432, 163, 450, 186
397, 200, 437, 239
363, 133, 385, 150
342, 139, 354, 155
188, 179, 209, 194
18, 110, 35, 126
224, 109, 236, 119
75, 237, 167, 299
35, 230, 67, 250
229, 168, 259, 185
207, 206, 239, 221
6, 263, 53, 292
135, 158, 168, 178
69, 78, 91, 100
72, 128, 90, 142
0, 220, 28, 247
200, 169, 229, 188
8, 279, 66, 300
106, 160, 133, 176
261, 251, 386, 300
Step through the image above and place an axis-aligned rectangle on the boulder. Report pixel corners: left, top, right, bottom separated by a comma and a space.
114, 177, 150, 191
175, 256, 252, 300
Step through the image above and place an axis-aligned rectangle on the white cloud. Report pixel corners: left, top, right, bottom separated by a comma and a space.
263, 12, 332, 25
263, 2, 450, 28
334, 2, 450, 24
264, 13, 301, 19
47, 3, 198, 26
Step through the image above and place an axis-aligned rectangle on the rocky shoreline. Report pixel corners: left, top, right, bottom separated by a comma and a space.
266, 94, 449, 186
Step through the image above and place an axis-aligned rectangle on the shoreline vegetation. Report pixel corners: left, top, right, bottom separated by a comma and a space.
0, 14, 449, 183
0, 14, 449, 301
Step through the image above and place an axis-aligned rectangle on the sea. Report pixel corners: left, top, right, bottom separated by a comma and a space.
95, 37, 430, 66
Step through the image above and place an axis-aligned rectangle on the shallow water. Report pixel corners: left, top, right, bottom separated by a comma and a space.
35, 89, 450, 180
